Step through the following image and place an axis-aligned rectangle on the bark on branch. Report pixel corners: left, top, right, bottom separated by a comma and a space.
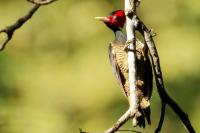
0, 0, 58, 51
105, 109, 132, 133
125, 0, 139, 124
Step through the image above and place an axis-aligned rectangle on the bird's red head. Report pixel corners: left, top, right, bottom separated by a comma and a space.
96, 10, 126, 31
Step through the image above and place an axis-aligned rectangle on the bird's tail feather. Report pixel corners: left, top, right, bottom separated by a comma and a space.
143, 106, 151, 125
132, 106, 151, 128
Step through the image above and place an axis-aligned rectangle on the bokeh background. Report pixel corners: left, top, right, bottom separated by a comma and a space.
0, 0, 199, 133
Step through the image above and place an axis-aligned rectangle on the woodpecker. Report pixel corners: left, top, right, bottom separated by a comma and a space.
96, 10, 153, 127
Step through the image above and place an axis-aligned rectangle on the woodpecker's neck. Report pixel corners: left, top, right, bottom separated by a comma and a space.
114, 30, 126, 44
113, 28, 121, 36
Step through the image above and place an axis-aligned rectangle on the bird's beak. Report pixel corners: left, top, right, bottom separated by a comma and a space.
95, 17, 109, 22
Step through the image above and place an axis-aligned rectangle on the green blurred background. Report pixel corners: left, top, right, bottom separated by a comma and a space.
0, 0, 199, 132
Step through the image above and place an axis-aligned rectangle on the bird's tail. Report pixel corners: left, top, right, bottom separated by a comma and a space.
143, 106, 151, 125
132, 107, 146, 128
132, 99, 151, 128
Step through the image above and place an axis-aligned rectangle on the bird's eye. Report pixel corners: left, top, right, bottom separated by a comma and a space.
113, 16, 119, 21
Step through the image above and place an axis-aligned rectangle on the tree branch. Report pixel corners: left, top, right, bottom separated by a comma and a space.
130, 12, 196, 133
27, 0, 58, 5
105, 108, 132, 133
125, 0, 139, 125
117, 129, 142, 133
0, 0, 58, 51
155, 102, 166, 133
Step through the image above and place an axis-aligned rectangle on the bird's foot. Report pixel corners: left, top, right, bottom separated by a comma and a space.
124, 39, 136, 51
123, 43, 129, 51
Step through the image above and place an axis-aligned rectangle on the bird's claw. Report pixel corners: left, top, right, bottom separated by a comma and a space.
124, 39, 135, 51
123, 44, 129, 51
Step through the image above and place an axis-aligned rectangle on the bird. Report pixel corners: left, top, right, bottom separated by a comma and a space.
96, 10, 153, 128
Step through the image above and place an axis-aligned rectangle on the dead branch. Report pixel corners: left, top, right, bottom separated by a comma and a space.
105, 108, 132, 133
125, 0, 139, 123
155, 102, 165, 133
128, 11, 196, 133
0, 0, 57, 51
117, 129, 142, 133
27, 0, 58, 5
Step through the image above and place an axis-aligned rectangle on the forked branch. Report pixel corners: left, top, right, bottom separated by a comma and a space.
105, 108, 132, 133
129, 10, 196, 133
0, 0, 58, 51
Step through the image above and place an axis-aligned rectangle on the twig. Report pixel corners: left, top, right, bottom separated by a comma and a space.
105, 108, 132, 133
0, 4, 40, 51
0, 0, 57, 51
117, 129, 142, 133
27, 0, 58, 5
155, 102, 165, 133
